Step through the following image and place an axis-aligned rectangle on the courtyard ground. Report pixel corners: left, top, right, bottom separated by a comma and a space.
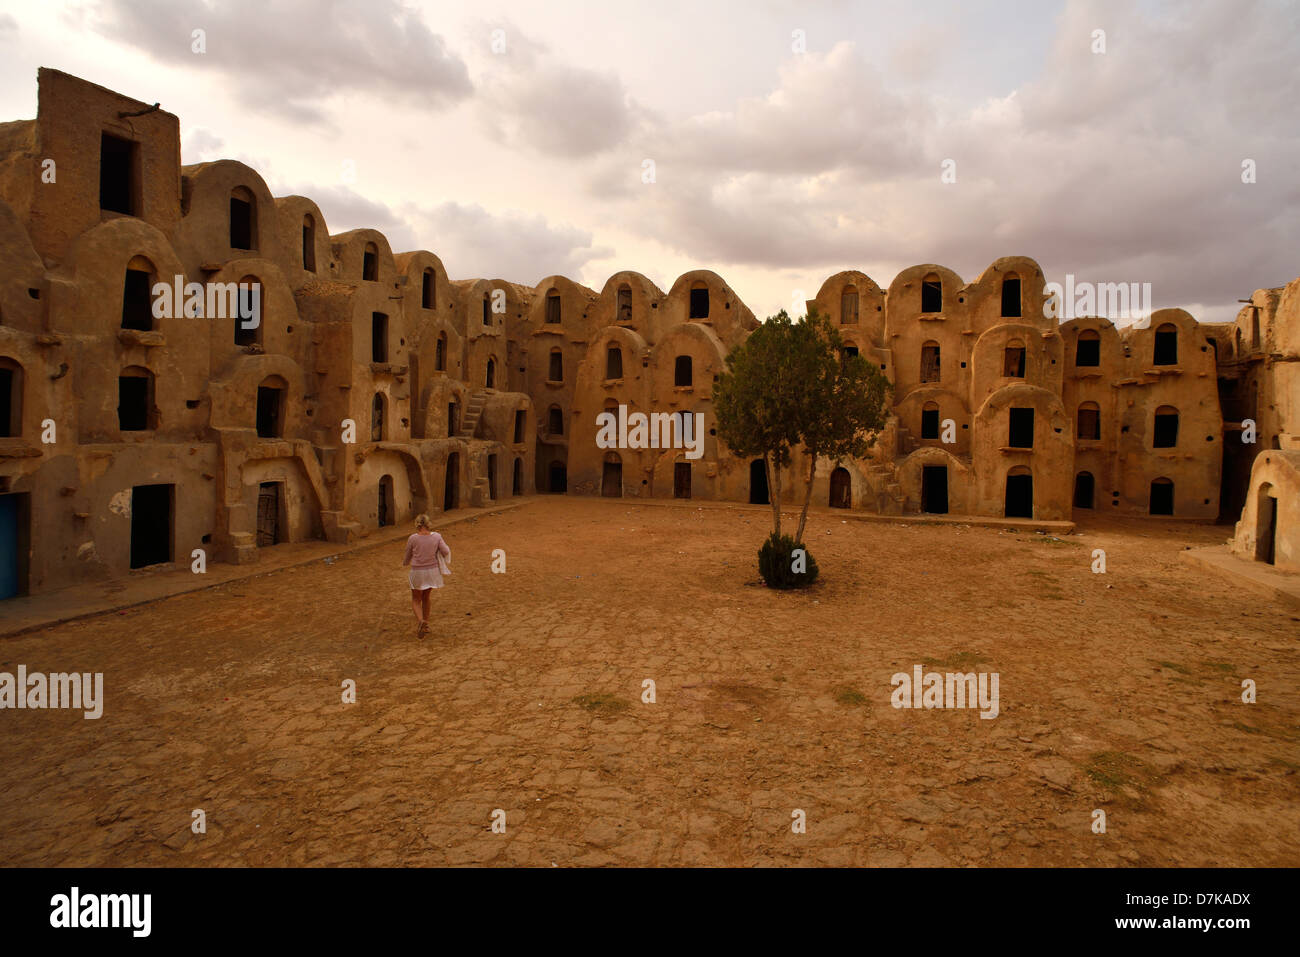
0, 498, 1296, 867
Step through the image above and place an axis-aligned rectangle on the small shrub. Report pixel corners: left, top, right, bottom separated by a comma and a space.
758, 533, 819, 589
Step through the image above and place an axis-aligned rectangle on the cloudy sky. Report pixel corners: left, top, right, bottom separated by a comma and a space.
0, 0, 1296, 322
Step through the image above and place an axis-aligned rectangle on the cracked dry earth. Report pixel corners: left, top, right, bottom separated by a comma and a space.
1, 498, 1297, 867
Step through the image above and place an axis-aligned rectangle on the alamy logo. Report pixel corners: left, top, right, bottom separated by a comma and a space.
891, 665, 999, 719
0, 666, 103, 719
50, 887, 150, 937
595, 404, 705, 460
151, 275, 261, 330
1044, 273, 1152, 324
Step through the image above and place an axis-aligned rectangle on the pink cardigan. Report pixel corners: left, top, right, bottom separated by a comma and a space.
403, 531, 449, 569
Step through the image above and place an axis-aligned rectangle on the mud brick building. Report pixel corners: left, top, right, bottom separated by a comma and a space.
0, 69, 1295, 600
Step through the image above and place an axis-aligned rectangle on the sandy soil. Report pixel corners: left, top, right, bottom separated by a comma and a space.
0, 498, 1296, 867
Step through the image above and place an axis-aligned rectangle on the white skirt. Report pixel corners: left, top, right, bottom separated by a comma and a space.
408, 566, 444, 591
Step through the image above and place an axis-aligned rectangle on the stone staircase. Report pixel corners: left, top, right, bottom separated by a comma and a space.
865, 460, 906, 515
456, 389, 489, 439
897, 423, 918, 455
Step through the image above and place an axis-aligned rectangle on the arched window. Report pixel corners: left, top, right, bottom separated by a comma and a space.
548, 349, 563, 382
121, 256, 155, 331
689, 282, 709, 319
548, 406, 563, 435
1077, 401, 1101, 441
1153, 406, 1179, 448
841, 284, 859, 325
1001, 272, 1021, 318
921, 273, 942, 313
422, 268, 435, 309
921, 400, 940, 440
546, 290, 561, 324
1076, 328, 1100, 367
435, 333, 447, 372
372, 312, 388, 363
829, 467, 851, 508
362, 242, 379, 281
230, 186, 256, 251
371, 392, 385, 441
1150, 477, 1174, 515
482, 295, 491, 326
1153, 323, 1178, 365
1005, 466, 1033, 518
606, 345, 623, 380
302, 214, 316, 272
920, 341, 940, 383
0, 357, 23, 437
256, 375, 287, 438
617, 283, 633, 322
486, 357, 496, 389
117, 366, 156, 432
675, 355, 693, 387
1003, 339, 1026, 377
235, 274, 262, 347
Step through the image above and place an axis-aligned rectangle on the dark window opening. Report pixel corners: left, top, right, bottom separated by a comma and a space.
841, 289, 859, 324
549, 461, 567, 493
1008, 407, 1034, 449
675, 355, 693, 387
362, 246, 378, 281
674, 461, 692, 499
1075, 332, 1100, 366
921, 406, 940, 439
118, 373, 152, 431
448, 402, 458, 437
617, 285, 633, 322
235, 282, 260, 346
920, 343, 941, 383
512, 458, 523, 496
1074, 472, 1094, 509
606, 346, 623, 379
99, 133, 136, 215
372, 312, 388, 363
1153, 325, 1178, 365
829, 467, 851, 509
443, 453, 459, 511
1077, 405, 1100, 441
602, 456, 622, 497
302, 216, 316, 272
1001, 277, 1021, 317
229, 196, 254, 250
1003, 345, 1026, 377
256, 385, 284, 438
422, 269, 435, 309
488, 454, 498, 500
548, 406, 563, 435
0, 366, 18, 437
548, 351, 563, 382
482, 296, 490, 326
1005, 472, 1033, 518
257, 482, 283, 545
513, 410, 525, 444
689, 287, 709, 319
371, 393, 385, 441
749, 459, 769, 505
921, 279, 942, 313
486, 358, 496, 389
1153, 410, 1179, 448
377, 475, 394, 527
121, 268, 153, 331
546, 292, 561, 324
435, 334, 447, 372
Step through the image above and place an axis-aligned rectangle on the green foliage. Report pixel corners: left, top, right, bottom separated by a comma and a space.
757, 533, 819, 589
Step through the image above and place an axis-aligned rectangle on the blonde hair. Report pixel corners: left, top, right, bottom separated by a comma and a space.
414, 513, 432, 530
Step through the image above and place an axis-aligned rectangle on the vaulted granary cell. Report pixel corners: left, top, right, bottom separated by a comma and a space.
1008, 407, 1035, 449
422, 269, 435, 309
235, 276, 261, 346
1003, 341, 1026, 377
1077, 402, 1100, 440
921, 342, 941, 382
117, 367, 154, 431
256, 377, 286, 438
549, 461, 567, 493
617, 283, 632, 322
362, 243, 378, 281
546, 290, 561, 324
841, 285, 859, 324
1153, 324, 1178, 365
120, 265, 154, 331
1153, 406, 1179, 448
548, 350, 563, 382
229, 187, 255, 250
1075, 329, 1101, 366
922, 465, 948, 514
1001, 274, 1021, 318
675, 355, 693, 386
606, 345, 623, 379
689, 283, 709, 319
921, 402, 940, 439
921, 274, 942, 313
372, 313, 389, 363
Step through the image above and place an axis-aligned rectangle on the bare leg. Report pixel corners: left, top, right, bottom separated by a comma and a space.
421, 589, 432, 624
410, 588, 424, 623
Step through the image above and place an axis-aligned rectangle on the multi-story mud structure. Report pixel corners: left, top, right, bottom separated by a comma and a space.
0, 69, 1294, 601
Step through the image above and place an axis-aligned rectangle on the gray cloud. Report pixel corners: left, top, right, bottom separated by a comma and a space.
88, 0, 472, 124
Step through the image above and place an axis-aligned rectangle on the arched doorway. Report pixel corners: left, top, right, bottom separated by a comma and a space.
1005, 467, 1033, 518
513, 457, 523, 495
444, 453, 459, 511
549, 461, 567, 493
1255, 483, 1277, 564
602, 452, 622, 497
487, 454, 498, 500
1073, 471, 1094, 509
921, 465, 948, 514
486, 357, 496, 389
378, 474, 394, 527
1149, 477, 1174, 516
749, 459, 769, 505
829, 467, 851, 509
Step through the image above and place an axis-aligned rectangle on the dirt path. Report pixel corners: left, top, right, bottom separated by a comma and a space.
1, 500, 1296, 866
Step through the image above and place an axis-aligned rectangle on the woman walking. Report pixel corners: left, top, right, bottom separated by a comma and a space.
401, 513, 450, 639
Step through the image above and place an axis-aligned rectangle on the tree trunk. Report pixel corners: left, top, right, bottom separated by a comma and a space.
767, 451, 781, 538
795, 449, 817, 545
